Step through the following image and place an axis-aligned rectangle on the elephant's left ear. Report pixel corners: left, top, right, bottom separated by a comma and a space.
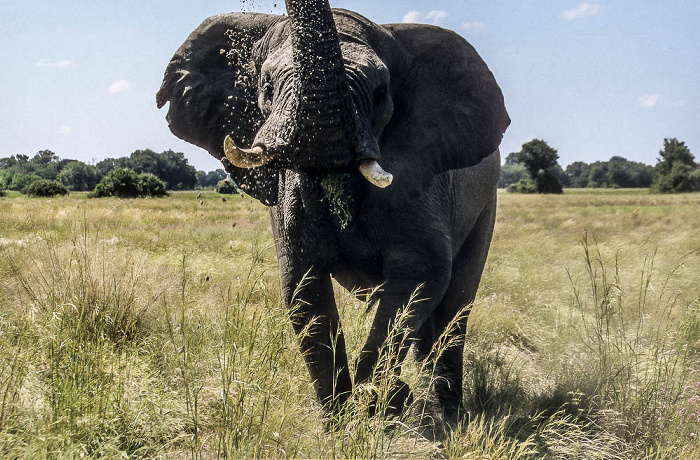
367, 24, 510, 209
157, 13, 282, 206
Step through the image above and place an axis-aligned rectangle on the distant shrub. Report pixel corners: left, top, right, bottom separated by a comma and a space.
26, 180, 69, 197
138, 173, 169, 197
506, 178, 537, 194
90, 168, 141, 198
216, 179, 238, 195
89, 168, 168, 198
535, 169, 564, 194
0, 187, 6, 197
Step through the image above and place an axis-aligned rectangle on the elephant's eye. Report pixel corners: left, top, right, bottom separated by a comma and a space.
257, 78, 274, 116
263, 82, 273, 101
260, 75, 274, 109
373, 86, 387, 108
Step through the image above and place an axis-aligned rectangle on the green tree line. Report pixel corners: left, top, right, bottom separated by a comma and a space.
0, 149, 227, 194
500, 138, 698, 193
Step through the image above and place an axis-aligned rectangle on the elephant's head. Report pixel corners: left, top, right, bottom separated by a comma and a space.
157, 1, 509, 208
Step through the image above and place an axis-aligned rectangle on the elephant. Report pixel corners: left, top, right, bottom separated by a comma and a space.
157, 0, 509, 436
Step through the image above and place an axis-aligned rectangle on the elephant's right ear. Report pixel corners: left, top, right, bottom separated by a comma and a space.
157, 13, 282, 206
365, 23, 510, 210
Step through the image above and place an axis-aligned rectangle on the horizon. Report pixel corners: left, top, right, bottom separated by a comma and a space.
1, 1, 698, 171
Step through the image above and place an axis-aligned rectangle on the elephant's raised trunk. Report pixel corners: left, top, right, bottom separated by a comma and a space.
228, 1, 392, 188
284, 0, 358, 165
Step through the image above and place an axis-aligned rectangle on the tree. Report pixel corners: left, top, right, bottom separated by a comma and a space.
565, 157, 653, 189
7, 154, 33, 175
550, 164, 570, 188
517, 140, 560, 176
497, 163, 528, 188
655, 138, 695, 173
566, 161, 590, 188
31, 150, 59, 166
9, 173, 42, 192
0, 170, 13, 190
504, 151, 521, 165
157, 150, 197, 190
129, 149, 161, 175
30, 150, 64, 180
96, 158, 119, 175
114, 149, 197, 190
652, 138, 699, 192
515, 139, 563, 193
57, 161, 103, 191
198, 169, 228, 188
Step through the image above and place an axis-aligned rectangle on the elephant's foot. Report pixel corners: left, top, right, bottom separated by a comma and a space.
411, 399, 466, 442
322, 395, 354, 432
366, 379, 413, 418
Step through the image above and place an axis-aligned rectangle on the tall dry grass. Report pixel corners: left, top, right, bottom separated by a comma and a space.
0, 189, 698, 458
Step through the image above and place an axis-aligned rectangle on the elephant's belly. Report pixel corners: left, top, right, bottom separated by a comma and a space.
330, 247, 384, 295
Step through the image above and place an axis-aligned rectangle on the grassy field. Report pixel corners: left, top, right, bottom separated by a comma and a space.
0, 189, 698, 458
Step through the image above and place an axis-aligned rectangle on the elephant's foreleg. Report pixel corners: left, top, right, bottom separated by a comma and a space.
414, 315, 468, 425
281, 267, 352, 415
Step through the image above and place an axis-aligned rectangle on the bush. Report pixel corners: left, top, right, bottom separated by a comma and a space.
89, 168, 168, 198
26, 180, 69, 197
138, 173, 169, 197
535, 169, 564, 194
216, 179, 238, 195
506, 171, 563, 194
506, 178, 537, 193
90, 168, 141, 198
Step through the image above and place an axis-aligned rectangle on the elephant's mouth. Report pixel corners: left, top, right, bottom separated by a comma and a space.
223, 134, 393, 188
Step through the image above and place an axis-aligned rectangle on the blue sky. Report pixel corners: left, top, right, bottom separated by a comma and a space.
1, 1, 698, 171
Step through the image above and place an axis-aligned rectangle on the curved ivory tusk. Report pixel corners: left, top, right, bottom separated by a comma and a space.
358, 159, 393, 188
223, 135, 271, 168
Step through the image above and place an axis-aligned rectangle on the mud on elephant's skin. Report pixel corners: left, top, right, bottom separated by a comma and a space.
157, 0, 509, 438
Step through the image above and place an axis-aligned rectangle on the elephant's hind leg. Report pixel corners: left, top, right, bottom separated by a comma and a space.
353, 244, 453, 415
414, 197, 497, 432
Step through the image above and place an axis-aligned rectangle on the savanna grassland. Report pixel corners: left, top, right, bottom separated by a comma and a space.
0, 189, 698, 459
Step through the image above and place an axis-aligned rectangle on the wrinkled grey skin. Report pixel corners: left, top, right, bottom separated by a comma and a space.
158, 1, 509, 437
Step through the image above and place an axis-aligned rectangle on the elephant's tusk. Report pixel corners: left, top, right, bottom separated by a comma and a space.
358, 159, 393, 188
223, 135, 271, 168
